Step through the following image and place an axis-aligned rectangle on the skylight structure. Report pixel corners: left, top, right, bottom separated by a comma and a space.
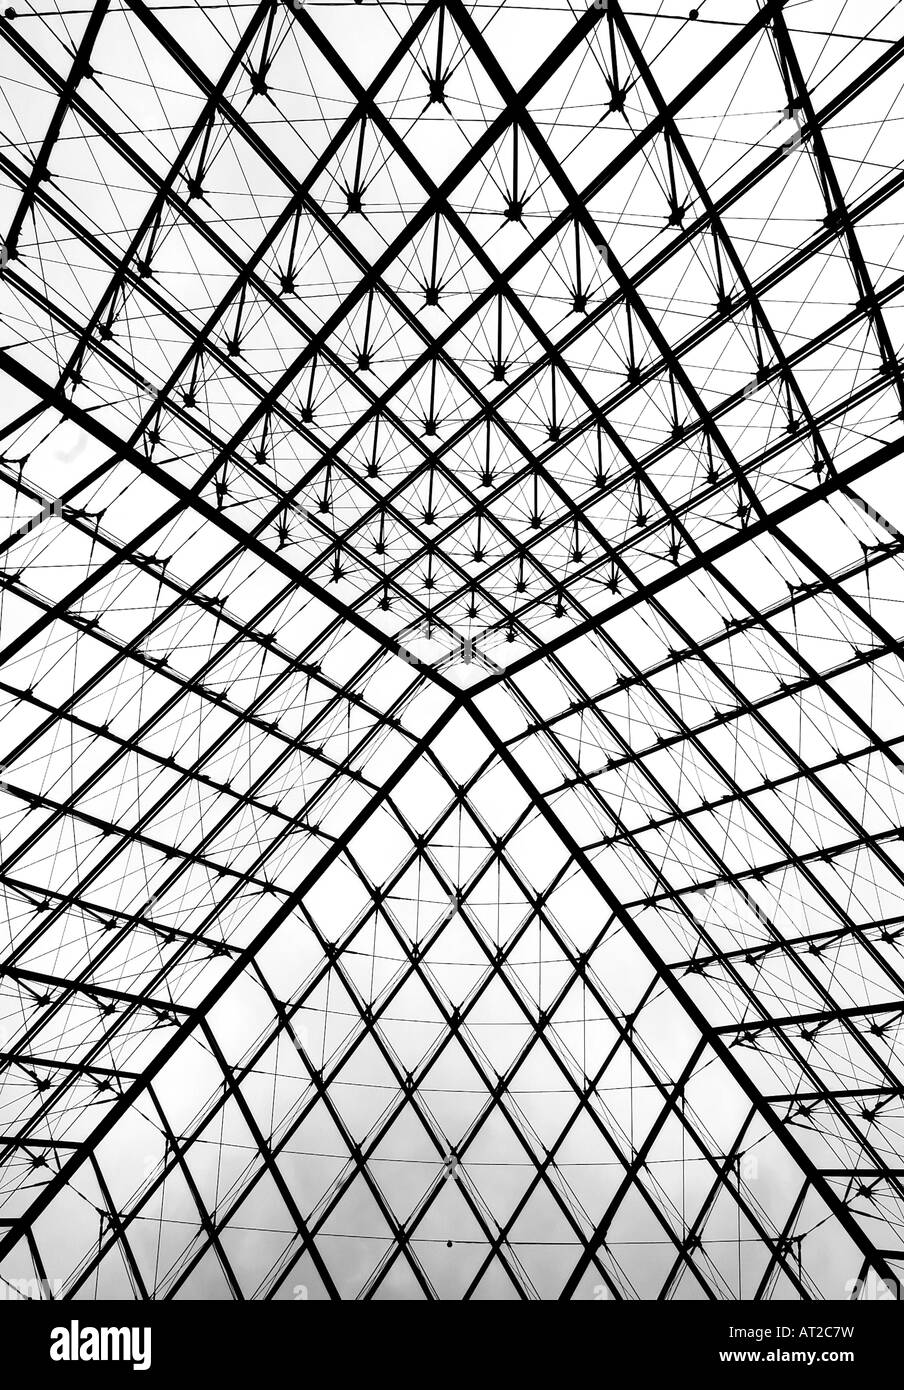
1, 0, 904, 1300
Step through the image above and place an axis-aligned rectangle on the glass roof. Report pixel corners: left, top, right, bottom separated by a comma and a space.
1, 0, 904, 1299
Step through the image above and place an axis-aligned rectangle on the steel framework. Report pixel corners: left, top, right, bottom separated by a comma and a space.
0, 0, 903, 1300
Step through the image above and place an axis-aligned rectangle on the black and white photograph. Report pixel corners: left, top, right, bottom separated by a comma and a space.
0, 0, 902, 1366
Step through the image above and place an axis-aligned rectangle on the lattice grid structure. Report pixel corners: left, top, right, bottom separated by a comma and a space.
0, 0, 904, 1300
